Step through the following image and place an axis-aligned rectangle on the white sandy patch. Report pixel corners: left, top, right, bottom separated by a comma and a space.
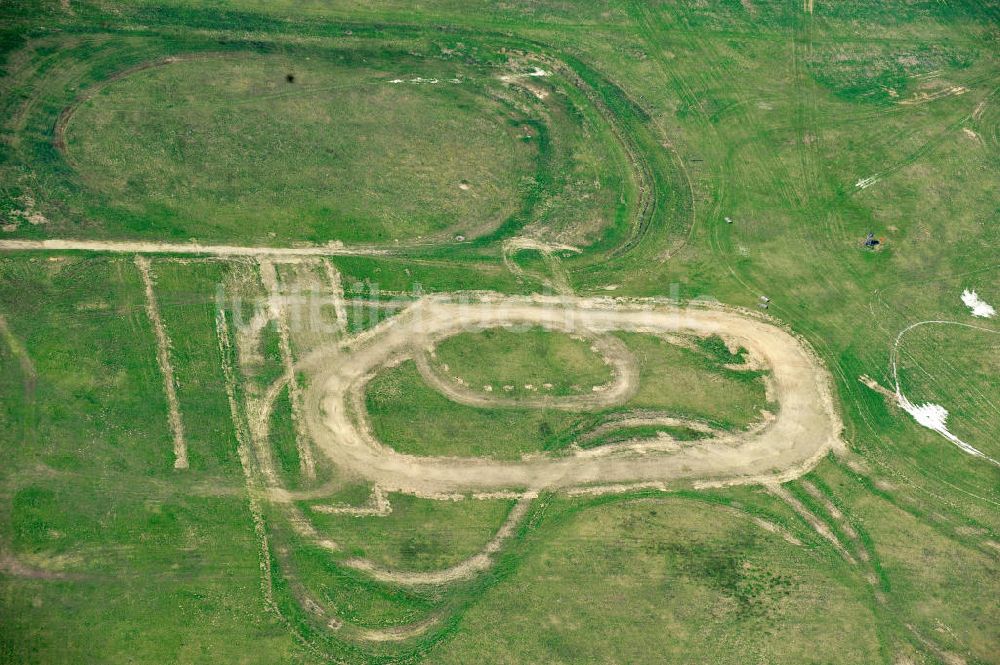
855, 176, 879, 190
499, 67, 550, 83
961, 289, 995, 318
388, 77, 461, 85
8, 194, 49, 228
891, 320, 1000, 466
895, 394, 998, 465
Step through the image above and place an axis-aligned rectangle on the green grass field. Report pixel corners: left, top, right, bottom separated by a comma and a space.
1, 24, 625, 247
0, 0, 998, 663
64, 54, 538, 244
431, 327, 615, 397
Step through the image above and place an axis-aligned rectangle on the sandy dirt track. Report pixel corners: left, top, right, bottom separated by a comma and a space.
300, 295, 844, 495
0, 238, 384, 257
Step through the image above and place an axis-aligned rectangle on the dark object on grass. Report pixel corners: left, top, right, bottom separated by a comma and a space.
864, 232, 879, 247
286, 73, 295, 83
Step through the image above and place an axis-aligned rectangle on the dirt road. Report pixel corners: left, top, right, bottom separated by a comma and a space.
299, 295, 844, 495
0, 238, 384, 257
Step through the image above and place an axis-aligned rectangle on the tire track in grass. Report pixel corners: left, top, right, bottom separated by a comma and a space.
0, 312, 36, 401
215, 307, 275, 610
311, 485, 391, 516
231, 266, 340, 552
259, 258, 316, 481
342, 493, 536, 586
135, 255, 188, 470
222, 304, 438, 644
800, 479, 874, 567
413, 332, 638, 412
766, 483, 856, 563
